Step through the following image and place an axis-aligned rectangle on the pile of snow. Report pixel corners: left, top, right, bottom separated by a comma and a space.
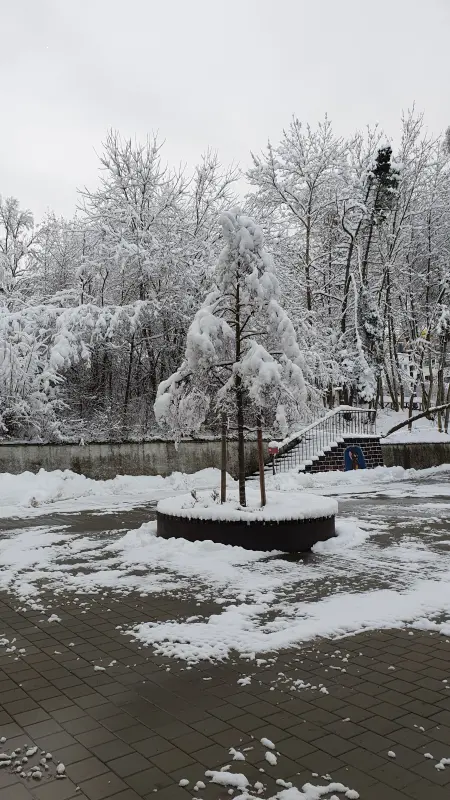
265, 463, 450, 496
0, 467, 235, 519
384, 428, 450, 444
157, 489, 337, 522
2, 463, 450, 520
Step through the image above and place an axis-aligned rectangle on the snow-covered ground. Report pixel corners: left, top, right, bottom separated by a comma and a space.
2, 463, 450, 518
0, 467, 232, 519
1, 464, 450, 665
378, 407, 450, 442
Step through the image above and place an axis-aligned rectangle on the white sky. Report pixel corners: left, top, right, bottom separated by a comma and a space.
1, 0, 449, 220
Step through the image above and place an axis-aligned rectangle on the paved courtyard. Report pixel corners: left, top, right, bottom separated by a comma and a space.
1, 470, 450, 799
0, 586, 449, 800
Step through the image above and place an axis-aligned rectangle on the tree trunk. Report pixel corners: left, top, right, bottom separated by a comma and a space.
221, 413, 227, 504
123, 336, 135, 431
305, 209, 312, 312
407, 388, 416, 432
444, 383, 450, 433
235, 275, 246, 506
257, 416, 266, 508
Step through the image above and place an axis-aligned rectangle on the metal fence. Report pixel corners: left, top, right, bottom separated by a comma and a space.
272, 408, 377, 473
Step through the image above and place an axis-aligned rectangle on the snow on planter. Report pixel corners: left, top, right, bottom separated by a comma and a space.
157, 489, 337, 522
157, 489, 337, 553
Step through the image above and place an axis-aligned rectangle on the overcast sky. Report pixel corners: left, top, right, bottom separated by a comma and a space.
1, 0, 449, 220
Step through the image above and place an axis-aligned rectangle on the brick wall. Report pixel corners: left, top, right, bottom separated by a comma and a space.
300, 436, 383, 474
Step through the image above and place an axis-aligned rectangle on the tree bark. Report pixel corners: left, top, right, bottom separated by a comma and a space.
444, 383, 450, 434
235, 274, 246, 506
122, 336, 135, 431
221, 413, 227, 504
257, 415, 266, 507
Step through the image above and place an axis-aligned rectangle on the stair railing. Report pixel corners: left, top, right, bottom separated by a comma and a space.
270, 406, 377, 473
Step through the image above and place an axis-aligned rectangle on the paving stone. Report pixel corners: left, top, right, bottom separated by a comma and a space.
313, 732, 356, 757
287, 721, 327, 742
370, 759, 418, 790
297, 749, 345, 774
403, 699, 440, 718
107, 751, 152, 777
357, 782, 415, 799
144, 786, 191, 800
74, 727, 117, 749
388, 726, 431, 749
211, 726, 250, 748
31, 778, 81, 800
64, 715, 102, 735
133, 735, 174, 758
150, 720, 193, 740
125, 766, 172, 793
53, 741, 93, 764
190, 716, 229, 736
271, 735, 316, 760
329, 704, 373, 723
0, 784, 39, 799
171, 730, 213, 754
411, 759, 450, 785
66, 755, 109, 783
372, 701, 406, 721
406, 779, 450, 799
2, 585, 450, 800
341, 746, 386, 772
79, 771, 129, 799
52, 704, 87, 723
209, 704, 246, 722
352, 729, 396, 753
149, 742, 195, 772
24, 718, 63, 739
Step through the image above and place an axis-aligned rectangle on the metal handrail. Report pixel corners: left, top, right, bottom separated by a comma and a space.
270, 406, 376, 473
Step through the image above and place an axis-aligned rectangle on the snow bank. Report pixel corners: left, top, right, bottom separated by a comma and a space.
384, 429, 450, 444
2, 463, 450, 520
378, 408, 450, 443
266, 463, 450, 495
0, 467, 235, 518
157, 489, 337, 522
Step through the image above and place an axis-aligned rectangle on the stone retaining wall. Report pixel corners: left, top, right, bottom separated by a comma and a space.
381, 441, 450, 470
0, 440, 266, 480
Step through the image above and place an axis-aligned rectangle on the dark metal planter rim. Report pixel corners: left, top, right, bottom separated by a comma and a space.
156, 510, 336, 553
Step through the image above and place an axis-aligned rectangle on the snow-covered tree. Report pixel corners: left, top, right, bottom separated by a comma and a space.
2, 111, 450, 442
154, 211, 309, 505
0, 196, 34, 301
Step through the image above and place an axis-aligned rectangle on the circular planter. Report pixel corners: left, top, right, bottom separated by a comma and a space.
156, 490, 337, 553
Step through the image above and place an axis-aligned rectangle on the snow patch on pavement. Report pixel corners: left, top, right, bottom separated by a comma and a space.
127, 578, 450, 663
1, 465, 449, 663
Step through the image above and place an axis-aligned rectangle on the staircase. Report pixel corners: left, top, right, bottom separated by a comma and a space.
266, 406, 383, 475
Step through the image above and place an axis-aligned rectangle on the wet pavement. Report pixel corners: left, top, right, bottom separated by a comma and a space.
0, 481, 449, 799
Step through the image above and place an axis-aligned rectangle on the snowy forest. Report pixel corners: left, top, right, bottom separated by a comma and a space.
1, 111, 450, 442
